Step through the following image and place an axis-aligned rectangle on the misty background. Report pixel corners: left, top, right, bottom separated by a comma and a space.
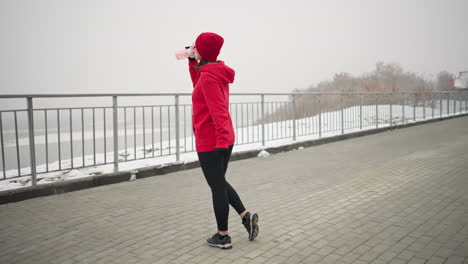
1, 0, 467, 97
1, 0, 467, 174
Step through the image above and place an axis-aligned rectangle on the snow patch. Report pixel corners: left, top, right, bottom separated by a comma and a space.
257, 150, 270, 158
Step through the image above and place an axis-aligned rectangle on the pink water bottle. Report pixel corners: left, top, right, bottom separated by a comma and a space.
175, 46, 195, 60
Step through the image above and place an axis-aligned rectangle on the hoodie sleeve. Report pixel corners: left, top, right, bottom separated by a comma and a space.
188, 60, 199, 87
199, 73, 230, 149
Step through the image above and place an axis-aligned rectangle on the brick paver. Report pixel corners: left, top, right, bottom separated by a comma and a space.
1, 116, 468, 264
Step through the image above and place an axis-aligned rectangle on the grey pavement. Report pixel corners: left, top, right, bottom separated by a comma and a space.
1, 116, 468, 264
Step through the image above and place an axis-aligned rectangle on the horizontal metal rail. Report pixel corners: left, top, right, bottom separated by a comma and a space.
0, 91, 465, 99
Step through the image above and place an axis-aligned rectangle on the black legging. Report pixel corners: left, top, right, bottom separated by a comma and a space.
197, 144, 246, 231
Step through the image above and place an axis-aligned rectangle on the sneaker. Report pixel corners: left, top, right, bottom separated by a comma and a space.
242, 212, 259, 241
206, 233, 232, 249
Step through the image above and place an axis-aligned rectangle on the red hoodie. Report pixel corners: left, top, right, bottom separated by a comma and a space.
189, 60, 236, 152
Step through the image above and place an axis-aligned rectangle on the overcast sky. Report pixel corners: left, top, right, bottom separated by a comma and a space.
1, 0, 467, 96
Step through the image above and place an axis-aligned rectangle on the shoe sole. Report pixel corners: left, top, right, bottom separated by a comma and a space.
249, 213, 259, 241
208, 242, 232, 249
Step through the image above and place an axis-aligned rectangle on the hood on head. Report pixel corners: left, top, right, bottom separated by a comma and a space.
199, 61, 235, 85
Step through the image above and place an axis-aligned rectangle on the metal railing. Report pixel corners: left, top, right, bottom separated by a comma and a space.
0, 91, 467, 185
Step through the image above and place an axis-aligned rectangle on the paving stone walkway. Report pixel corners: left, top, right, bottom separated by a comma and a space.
1, 116, 468, 264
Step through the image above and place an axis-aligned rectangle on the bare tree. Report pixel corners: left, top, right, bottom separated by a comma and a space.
436, 71, 454, 91
260, 62, 443, 124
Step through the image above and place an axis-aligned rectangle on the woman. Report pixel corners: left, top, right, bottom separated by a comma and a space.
187, 32, 259, 249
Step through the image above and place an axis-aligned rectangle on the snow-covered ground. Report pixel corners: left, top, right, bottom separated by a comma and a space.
1, 102, 466, 191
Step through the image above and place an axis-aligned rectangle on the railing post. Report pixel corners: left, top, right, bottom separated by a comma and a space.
447, 93, 450, 116
440, 94, 442, 117
413, 93, 416, 122
292, 94, 296, 141
465, 93, 467, 113
390, 96, 393, 126
375, 96, 378, 128
261, 95, 265, 146
463, 93, 465, 113
318, 95, 322, 137
359, 94, 362, 129
27, 97, 37, 186
431, 93, 434, 119
464, 93, 467, 113
70, 109, 73, 168
175, 95, 180, 162
459, 92, 462, 114
422, 93, 425, 120
0, 113, 5, 179
341, 95, 344, 134
112, 96, 119, 173
461, 93, 466, 112
402, 94, 405, 124
453, 92, 456, 114
455, 92, 457, 114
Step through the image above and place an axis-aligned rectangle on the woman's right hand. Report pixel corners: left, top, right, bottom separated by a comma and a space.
185, 46, 196, 61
